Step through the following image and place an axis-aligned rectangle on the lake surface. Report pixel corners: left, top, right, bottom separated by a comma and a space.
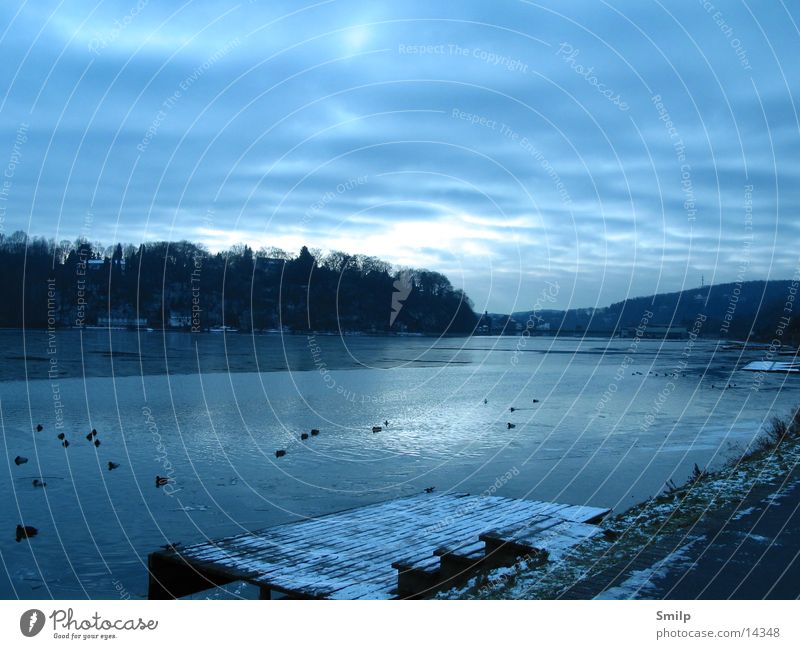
1, 328, 798, 598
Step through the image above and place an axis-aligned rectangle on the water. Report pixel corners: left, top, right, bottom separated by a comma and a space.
1, 329, 798, 598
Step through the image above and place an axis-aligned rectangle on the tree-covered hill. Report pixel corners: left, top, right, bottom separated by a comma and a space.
512, 279, 800, 343
0, 231, 477, 334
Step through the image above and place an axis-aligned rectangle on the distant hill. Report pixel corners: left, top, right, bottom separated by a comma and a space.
510, 280, 799, 343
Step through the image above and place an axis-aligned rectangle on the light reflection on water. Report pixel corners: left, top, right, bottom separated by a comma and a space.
0, 329, 797, 597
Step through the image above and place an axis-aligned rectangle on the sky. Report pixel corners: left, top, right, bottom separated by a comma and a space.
0, 0, 798, 313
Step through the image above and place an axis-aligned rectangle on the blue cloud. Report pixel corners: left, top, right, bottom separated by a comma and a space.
0, 0, 797, 312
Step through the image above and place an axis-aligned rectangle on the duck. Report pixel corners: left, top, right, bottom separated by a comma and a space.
424, 486, 436, 494
155, 476, 170, 487
94, 439, 101, 447
14, 455, 28, 465
383, 420, 389, 427
484, 398, 488, 404
91, 429, 97, 437
510, 407, 516, 412
275, 449, 286, 458
57, 432, 65, 440
532, 399, 540, 403
310, 429, 320, 436
32, 479, 46, 488
62, 440, 70, 448
36, 424, 43, 432
372, 426, 382, 433
86, 432, 94, 441
16, 525, 38, 541
161, 541, 182, 553
108, 461, 120, 471
300, 433, 309, 440
507, 422, 516, 429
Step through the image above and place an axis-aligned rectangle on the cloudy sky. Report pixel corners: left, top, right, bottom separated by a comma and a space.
0, 0, 797, 313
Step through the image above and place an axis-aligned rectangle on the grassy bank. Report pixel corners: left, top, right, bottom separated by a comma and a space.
443, 406, 800, 599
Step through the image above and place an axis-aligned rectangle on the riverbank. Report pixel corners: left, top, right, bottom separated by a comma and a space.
443, 407, 800, 599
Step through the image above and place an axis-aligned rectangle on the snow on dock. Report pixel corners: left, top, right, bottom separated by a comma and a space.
147, 492, 610, 599
742, 360, 800, 373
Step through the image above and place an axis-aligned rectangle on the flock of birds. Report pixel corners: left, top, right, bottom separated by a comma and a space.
10, 369, 738, 545
15, 395, 550, 542
501, 398, 541, 430
271, 421, 439, 496
273, 397, 545, 459
273, 427, 321, 458
632, 370, 737, 389
13, 423, 171, 543
15, 416, 415, 541
272, 421, 393, 458
279, 398, 545, 458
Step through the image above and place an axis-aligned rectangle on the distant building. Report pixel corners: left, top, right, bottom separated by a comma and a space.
490, 315, 521, 335
169, 313, 192, 328
621, 323, 688, 339
97, 316, 147, 327
477, 311, 492, 334
259, 257, 286, 271
86, 258, 127, 271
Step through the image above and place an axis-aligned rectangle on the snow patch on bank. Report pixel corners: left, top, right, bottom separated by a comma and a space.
594, 541, 699, 600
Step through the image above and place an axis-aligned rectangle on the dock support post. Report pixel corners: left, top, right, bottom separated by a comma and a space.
147, 552, 237, 599
259, 586, 272, 600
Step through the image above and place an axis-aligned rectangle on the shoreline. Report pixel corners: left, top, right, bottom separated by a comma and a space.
2, 326, 797, 350
445, 407, 800, 599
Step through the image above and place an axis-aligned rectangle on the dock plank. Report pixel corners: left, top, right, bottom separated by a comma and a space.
148, 493, 609, 599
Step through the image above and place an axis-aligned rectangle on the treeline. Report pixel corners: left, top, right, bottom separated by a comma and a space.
0, 231, 478, 334
513, 280, 800, 343
605, 281, 800, 342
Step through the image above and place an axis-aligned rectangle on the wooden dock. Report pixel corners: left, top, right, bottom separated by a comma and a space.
147, 493, 610, 599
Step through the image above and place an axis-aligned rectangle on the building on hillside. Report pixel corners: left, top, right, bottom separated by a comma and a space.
476, 311, 492, 334
169, 313, 193, 328
97, 316, 148, 328
620, 323, 688, 339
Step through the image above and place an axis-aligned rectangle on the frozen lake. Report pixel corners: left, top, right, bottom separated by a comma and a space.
1, 329, 798, 598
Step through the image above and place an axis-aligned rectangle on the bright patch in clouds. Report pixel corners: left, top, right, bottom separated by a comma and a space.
343, 25, 370, 50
